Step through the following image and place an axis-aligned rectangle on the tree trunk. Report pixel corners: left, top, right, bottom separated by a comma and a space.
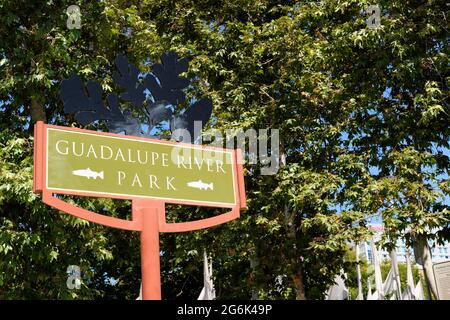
249, 255, 259, 300
293, 270, 306, 300
31, 99, 46, 123
355, 243, 363, 299
414, 236, 438, 299
279, 142, 306, 299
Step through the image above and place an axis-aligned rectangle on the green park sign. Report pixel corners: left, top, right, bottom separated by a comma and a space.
34, 121, 245, 300
44, 126, 237, 206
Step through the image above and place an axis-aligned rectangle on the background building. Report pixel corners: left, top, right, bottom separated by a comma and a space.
360, 224, 450, 264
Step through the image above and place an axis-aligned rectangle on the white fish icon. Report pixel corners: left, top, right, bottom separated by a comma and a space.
72, 168, 104, 180
186, 180, 213, 191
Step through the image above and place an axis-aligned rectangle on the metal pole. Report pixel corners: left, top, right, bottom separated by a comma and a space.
139, 204, 162, 300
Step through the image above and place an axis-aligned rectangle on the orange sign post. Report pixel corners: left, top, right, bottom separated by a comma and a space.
33, 121, 246, 300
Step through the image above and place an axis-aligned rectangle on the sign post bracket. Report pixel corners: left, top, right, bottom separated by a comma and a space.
133, 199, 163, 300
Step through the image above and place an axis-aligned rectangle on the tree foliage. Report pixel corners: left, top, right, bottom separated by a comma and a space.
0, 0, 448, 299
